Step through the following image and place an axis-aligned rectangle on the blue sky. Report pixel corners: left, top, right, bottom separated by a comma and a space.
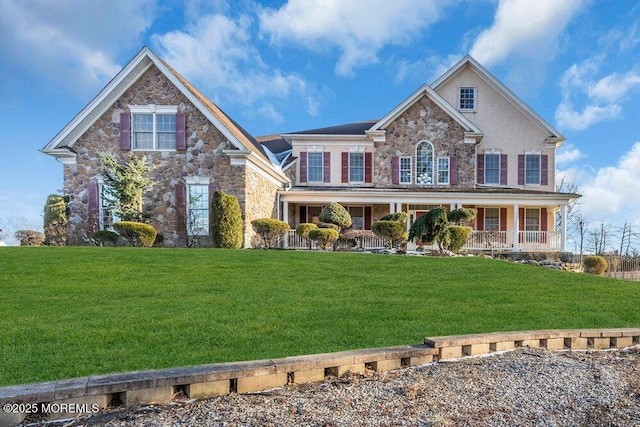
1, 0, 640, 248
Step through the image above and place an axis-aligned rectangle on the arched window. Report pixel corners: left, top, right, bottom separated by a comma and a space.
416, 141, 434, 184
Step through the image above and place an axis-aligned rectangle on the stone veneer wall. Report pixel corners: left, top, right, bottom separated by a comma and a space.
375, 95, 475, 189
63, 65, 251, 247
243, 166, 280, 247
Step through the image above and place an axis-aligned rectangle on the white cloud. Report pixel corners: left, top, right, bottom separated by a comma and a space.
152, 12, 321, 121
555, 102, 622, 132
469, 0, 585, 66
259, 0, 449, 77
588, 71, 640, 103
556, 143, 584, 164
0, 0, 155, 96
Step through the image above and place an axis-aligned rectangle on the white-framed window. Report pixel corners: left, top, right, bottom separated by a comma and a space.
525, 154, 541, 185
437, 157, 450, 185
349, 152, 364, 183
129, 105, 178, 151
307, 152, 323, 182
485, 154, 500, 184
302, 205, 323, 224
99, 184, 119, 230
416, 141, 434, 184
525, 208, 540, 231
348, 206, 364, 230
187, 184, 209, 236
484, 207, 500, 231
400, 156, 412, 184
459, 87, 476, 111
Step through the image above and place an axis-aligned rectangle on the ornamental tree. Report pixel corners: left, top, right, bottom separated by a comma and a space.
101, 152, 154, 223
319, 202, 352, 231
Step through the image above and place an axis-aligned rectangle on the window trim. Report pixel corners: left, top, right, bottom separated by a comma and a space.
437, 156, 450, 185
524, 153, 541, 186
348, 152, 365, 184
306, 152, 324, 183
186, 183, 210, 236
484, 153, 501, 185
347, 205, 365, 230
399, 156, 412, 185
459, 87, 476, 112
129, 105, 178, 151
415, 141, 434, 185
98, 181, 119, 231
525, 207, 541, 232
484, 207, 500, 232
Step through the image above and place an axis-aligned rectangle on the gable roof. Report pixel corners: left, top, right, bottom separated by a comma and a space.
41, 46, 277, 167
368, 84, 483, 137
432, 55, 565, 144
288, 120, 379, 136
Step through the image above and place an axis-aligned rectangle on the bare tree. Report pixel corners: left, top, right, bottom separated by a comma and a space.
0, 215, 43, 246
589, 221, 612, 255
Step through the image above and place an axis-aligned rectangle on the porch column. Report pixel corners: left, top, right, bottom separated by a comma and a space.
390, 203, 396, 214
560, 205, 567, 252
513, 204, 520, 252
396, 202, 402, 213
282, 201, 289, 248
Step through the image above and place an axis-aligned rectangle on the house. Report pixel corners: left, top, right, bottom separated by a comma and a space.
42, 47, 578, 251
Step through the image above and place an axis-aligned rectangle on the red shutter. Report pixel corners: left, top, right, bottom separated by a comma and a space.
120, 112, 131, 151
299, 152, 307, 183
299, 206, 307, 224
500, 154, 508, 186
518, 208, 525, 231
500, 208, 507, 231
518, 155, 525, 185
477, 154, 484, 184
391, 156, 400, 185
364, 206, 372, 230
476, 207, 484, 231
541, 208, 548, 231
364, 152, 373, 183
341, 152, 349, 183
323, 152, 331, 183
175, 183, 186, 234
541, 155, 548, 186
176, 112, 186, 151
87, 180, 99, 233
449, 156, 457, 185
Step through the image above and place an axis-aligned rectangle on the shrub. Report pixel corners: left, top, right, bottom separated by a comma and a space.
371, 220, 407, 249
251, 218, 290, 249
153, 233, 165, 247
447, 208, 477, 225
408, 207, 450, 250
296, 223, 317, 249
113, 221, 157, 247
448, 225, 472, 253
380, 212, 409, 224
319, 202, 352, 230
43, 194, 68, 246
211, 191, 243, 249
92, 230, 119, 246
317, 222, 339, 230
583, 255, 608, 275
308, 228, 339, 250
15, 230, 45, 246
338, 229, 377, 250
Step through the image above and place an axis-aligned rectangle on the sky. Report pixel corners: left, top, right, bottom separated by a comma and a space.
1, 0, 640, 249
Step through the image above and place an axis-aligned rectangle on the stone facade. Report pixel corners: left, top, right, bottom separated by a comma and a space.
375, 95, 475, 189
243, 166, 280, 247
63, 64, 271, 247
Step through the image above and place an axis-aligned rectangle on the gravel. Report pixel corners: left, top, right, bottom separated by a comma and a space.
30, 347, 640, 427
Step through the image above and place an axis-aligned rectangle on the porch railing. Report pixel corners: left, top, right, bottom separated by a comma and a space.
285, 230, 386, 250
464, 231, 562, 251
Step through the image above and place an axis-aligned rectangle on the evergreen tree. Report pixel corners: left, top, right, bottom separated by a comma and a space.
101, 153, 154, 223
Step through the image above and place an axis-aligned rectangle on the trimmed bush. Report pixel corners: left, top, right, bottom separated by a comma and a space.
371, 220, 407, 249
447, 208, 477, 225
113, 221, 157, 247
15, 230, 45, 246
296, 223, 317, 249
448, 225, 472, 253
43, 194, 68, 246
583, 255, 608, 275
211, 191, 243, 249
92, 230, 119, 246
317, 222, 339, 230
308, 228, 339, 250
408, 207, 450, 250
319, 202, 352, 230
251, 218, 290, 249
380, 212, 409, 224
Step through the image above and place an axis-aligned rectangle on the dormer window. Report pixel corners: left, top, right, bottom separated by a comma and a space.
459, 87, 476, 111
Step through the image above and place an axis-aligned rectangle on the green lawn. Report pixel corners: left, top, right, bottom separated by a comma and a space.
0, 247, 638, 387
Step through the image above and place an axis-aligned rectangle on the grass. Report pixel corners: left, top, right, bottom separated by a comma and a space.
0, 247, 638, 387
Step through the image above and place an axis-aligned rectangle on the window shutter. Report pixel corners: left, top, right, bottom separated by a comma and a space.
208, 182, 219, 234
341, 152, 349, 183
299, 152, 307, 183
541, 207, 548, 231
500, 154, 508, 186
364, 152, 373, 183
541, 155, 548, 185
476, 207, 484, 231
518, 208, 525, 231
391, 156, 400, 185
176, 112, 186, 151
175, 183, 186, 234
449, 156, 458, 185
518, 155, 525, 185
477, 154, 484, 184
364, 206, 372, 230
87, 180, 99, 233
299, 206, 307, 224
120, 112, 131, 151
500, 207, 507, 231
323, 152, 331, 183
